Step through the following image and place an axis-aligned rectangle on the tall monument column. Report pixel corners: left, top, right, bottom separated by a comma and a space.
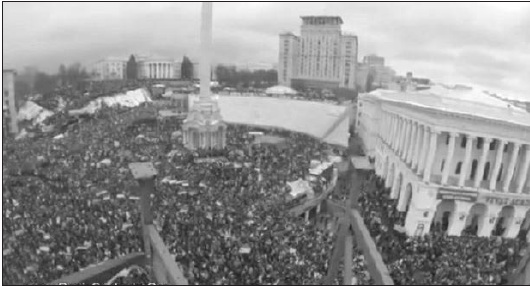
182, 2, 226, 151
200, 2, 212, 100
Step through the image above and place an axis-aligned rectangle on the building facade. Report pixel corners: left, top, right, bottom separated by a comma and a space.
137, 59, 179, 80
356, 54, 396, 92
278, 16, 358, 90
356, 88, 530, 239
3, 69, 18, 136
92, 57, 128, 80
92, 56, 191, 80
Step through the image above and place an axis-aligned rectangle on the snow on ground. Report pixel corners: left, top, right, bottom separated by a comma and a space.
69, 88, 152, 115
17, 101, 54, 124
189, 95, 351, 147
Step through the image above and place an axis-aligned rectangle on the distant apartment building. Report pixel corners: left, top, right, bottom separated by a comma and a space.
356, 54, 396, 92
278, 16, 358, 90
3, 69, 19, 136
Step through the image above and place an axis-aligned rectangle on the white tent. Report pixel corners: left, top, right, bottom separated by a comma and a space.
17, 101, 54, 124
287, 179, 314, 199
265, 85, 297, 95
69, 88, 152, 116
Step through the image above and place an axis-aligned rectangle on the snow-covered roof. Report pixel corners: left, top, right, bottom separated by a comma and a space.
371, 84, 530, 128
17, 101, 54, 124
69, 88, 152, 116
265, 85, 297, 95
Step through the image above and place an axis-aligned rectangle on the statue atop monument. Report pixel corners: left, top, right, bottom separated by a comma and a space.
182, 2, 226, 150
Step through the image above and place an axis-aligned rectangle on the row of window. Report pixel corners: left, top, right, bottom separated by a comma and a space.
446, 135, 509, 152
441, 159, 503, 182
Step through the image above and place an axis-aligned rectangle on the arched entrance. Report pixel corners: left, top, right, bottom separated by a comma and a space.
493, 205, 515, 237
461, 203, 487, 236
433, 200, 456, 233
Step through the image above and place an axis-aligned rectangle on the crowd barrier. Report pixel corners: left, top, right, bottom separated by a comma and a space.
47, 253, 146, 285
147, 225, 188, 285
349, 209, 394, 285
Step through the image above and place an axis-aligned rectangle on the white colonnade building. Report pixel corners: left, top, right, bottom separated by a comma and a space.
356, 85, 530, 238
138, 58, 179, 79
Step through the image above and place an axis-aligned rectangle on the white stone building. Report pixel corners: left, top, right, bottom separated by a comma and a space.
137, 58, 180, 80
2, 69, 18, 135
278, 16, 358, 90
92, 57, 127, 80
92, 56, 188, 80
356, 85, 530, 238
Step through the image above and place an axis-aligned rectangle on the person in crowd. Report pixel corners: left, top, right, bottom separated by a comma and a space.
3, 87, 365, 285
355, 170, 527, 285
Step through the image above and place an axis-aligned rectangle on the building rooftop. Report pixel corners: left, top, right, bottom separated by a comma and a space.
371, 84, 530, 128
300, 16, 344, 25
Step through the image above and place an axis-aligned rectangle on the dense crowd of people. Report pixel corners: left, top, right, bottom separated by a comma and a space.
2, 95, 356, 284
358, 172, 528, 285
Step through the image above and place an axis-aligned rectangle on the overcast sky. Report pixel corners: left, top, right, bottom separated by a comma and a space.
3, 2, 530, 100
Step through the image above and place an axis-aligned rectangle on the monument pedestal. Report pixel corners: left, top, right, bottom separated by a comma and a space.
182, 98, 226, 150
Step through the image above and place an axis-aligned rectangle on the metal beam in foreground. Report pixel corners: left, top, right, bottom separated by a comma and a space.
129, 162, 187, 285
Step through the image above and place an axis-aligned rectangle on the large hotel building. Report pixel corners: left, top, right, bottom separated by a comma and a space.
356, 85, 530, 239
278, 16, 358, 90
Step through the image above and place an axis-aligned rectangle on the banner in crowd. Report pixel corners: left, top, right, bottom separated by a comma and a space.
287, 179, 314, 200
194, 157, 229, 164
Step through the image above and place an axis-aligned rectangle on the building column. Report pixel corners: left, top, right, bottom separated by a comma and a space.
401, 119, 411, 160
406, 122, 417, 164
412, 125, 423, 170
390, 115, 398, 148
382, 113, 388, 143
447, 200, 473, 236
442, 132, 458, 185
477, 205, 502, 237
490, 140, 506, 191
474, 138, 492, 188
386, 114, 392, 144
503, 142, 521, 192
417, 126, 430, 175
397, 117, 405, 152
516, 146, 530, 193
390, 171, 401, 199
459, 135, 475, 187
503, 206, 528, 239
400, 120, 411, 159
392, 116, 401, 152
423, 129, 439, 182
